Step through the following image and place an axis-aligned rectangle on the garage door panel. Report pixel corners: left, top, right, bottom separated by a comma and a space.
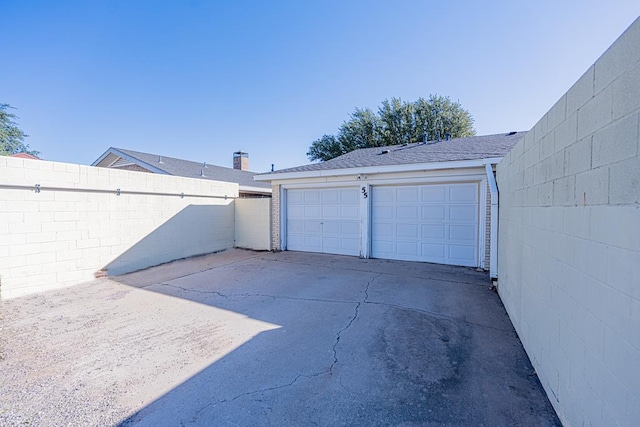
286, 188, 360, 256
421, 243, 446, 259
304, 206, 321, 218
304, 191, 321, 203
397, 241, 419, 257
449, 245, 476, 266
373, 222, 394, 237
450, 184, 478, 202
372, 240, 394, 256
303, 235, 322, 251
287, 234, 305, 248
322, 221, 339, 234
340, 189, 359, 203
322, 206, 339, 218
375, 206, 394, 220
288, 206, 304, 218
322, 190, 339, 203
422, 224, 445, 239
288, 220, 305, 233
339, 238, 360, 253
450, 225, 476, 241
341, 221, 360, 236
304, 221, 322, 233
422, 186, 447, 202
422, 206, 446, 221
288, 191, 304, 204
372, 183, 479, 267
397, 206, 419, 220
373, 188, 394, 203
397, 187, 419, 202
340, 205, 359, 218
449, 205, 477, 221
397, 223, 419, 239
322, 236, 339, 251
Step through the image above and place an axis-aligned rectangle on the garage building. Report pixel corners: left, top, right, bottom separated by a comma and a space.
255, 132, 525, 277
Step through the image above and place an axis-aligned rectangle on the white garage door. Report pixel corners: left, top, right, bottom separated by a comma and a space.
286, 188, 360, 256
371, 183, 479, 267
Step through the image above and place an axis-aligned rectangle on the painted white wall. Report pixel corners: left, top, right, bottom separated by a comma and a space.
235, 198, 271, 251
0, 156, 237, 299
496, 17, 640, 427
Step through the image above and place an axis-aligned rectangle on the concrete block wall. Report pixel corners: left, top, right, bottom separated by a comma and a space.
235, 198, 271, 251
0, 156, 237, 299
496, 17, 640, 426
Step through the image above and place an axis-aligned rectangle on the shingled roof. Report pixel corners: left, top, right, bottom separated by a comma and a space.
263, 132, 526, 175
92, 147, 271, 191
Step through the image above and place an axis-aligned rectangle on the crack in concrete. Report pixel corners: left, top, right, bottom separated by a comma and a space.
237, 293, 356, 306
188, 351, 340, 424
153, 283, 228, 298
155, 283, 358, 306
330, 302, 361, 373
186, 277, 372, 424
188, 373, 311, 424
169, 269, 510, 424
363, 274, 375, 303
160, 276, 509, 333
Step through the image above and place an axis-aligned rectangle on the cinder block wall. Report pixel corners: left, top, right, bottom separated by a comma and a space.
0, 157, 237, 299
496, 18, 640, 426
235, 198, 271, 251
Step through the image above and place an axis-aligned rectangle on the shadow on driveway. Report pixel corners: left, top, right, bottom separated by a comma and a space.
114, 250, 560, 426
0, 249, 560, 426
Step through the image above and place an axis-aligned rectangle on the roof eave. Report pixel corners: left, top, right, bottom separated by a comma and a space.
239, 185, 273, 194
254, 157, 505, 182
91, 148, 170, 175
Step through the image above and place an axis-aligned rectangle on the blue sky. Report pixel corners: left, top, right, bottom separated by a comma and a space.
2, 1, 639, 172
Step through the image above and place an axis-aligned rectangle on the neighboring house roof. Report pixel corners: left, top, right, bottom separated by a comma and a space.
92, 147, 271, 193
10, 152, 40, 160
260, 132, 527, 176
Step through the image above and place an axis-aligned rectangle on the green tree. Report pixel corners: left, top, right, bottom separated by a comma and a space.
307, 95, 475, 161
338, 108, 383, 150
0, 103, 38, 156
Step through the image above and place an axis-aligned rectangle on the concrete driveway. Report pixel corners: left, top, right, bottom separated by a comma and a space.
0, 249, 560, 426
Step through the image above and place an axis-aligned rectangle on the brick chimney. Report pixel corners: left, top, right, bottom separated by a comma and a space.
233, 151, 249, 171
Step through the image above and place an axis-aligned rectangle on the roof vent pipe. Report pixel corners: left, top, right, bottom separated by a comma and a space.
200, 169, 206, 177
423, 133, 428, 144
445, 133, 451, 141
271, 164, 274, 172
158, 156, 163, 164
203, 161, 207, 168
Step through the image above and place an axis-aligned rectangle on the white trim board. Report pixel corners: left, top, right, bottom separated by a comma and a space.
255, 158, 505, 181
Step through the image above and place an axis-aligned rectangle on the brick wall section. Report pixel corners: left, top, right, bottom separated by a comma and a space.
271, 184, 281, 250
496, 17, 640, 426
0, 157, 238, 299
